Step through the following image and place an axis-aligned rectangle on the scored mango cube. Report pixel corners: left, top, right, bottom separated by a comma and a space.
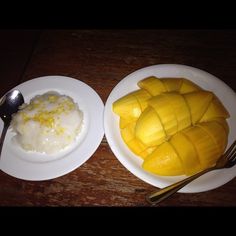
148, 95, 178, 137
183, 91, 213, 124
135, 107, 167, 146
161, 78, 183, 92
179, 78, 202, 94
138, 76, 166, 96
200, 95, 230, 122
170, 132, 202, 175
112, 90, 142, 120
142, 142, 184, 176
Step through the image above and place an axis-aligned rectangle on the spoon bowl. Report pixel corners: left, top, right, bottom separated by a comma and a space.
0, 90, 24, 157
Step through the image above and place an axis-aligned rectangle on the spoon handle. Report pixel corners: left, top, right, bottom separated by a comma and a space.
0, 123, 10, 157
146, 167, 214, 204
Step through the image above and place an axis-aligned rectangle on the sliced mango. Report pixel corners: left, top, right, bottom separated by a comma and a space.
138, 76, 166, 96
120, 121, 148, 157
184, 91, 213, 124
119, 118, 134, 129
120, 122, 136, 143
133, 89, 152, 111
126, 138, 148, 157
142, 142, 184, 176
148, 95, 178, 137
197, 121, 228, 153
170, 132, 202, 175
212, 117, 229, 135
182, 125, 220, 169
139, 146, 157, 159
200, 95, 230, 122
135, 107, 166, 146
161, 78, 183, 92
179, 78, 202, 94
164, 92, 191, 131
112, 76, 230, 177
112, 90, 142, 120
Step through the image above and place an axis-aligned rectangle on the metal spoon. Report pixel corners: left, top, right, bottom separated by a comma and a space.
0, 90, 24, 157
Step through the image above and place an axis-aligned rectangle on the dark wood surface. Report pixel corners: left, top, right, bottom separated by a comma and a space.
0, 30, 236, 206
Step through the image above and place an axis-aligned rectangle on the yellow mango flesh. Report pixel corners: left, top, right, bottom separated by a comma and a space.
212, 117, 229, 134
184, 91, 213, 124
113, 76, 230, 176
139, 146, 157, 159
170, 132, 202, 175
200, 95, 230, 122
148, 95, 178, 137
112, 91, 141, 120
119, 118, 133, 129
133, 89, 152, 111
135, 107, 167, 146
120, 121, 136, 143
179, 78, 202, 94
120, 121, 148, 157
164, 92, 191, 131
197, 121, 228, 153
182, 126, 220, 169
126, 138, 149, 157
113, 89, 151, 122
142, 142, 184, 176
138, 76, 166, 96
161, 78, 183, 92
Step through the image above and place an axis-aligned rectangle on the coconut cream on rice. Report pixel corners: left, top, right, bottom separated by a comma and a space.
11, 91, 83, 154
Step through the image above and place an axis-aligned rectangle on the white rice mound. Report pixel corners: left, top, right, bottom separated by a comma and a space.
11, 91, 83, 154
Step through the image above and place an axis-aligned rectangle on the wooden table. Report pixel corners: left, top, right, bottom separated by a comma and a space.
0, 30, 236, 206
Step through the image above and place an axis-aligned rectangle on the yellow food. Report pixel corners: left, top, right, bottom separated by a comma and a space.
170, 132, 202, 175
138, 76, 166, 96
183, 91, 213, 124
148, 94, 178, 137
161, 78, 183, 92
199, 95, 229, 122
112, 76, 230, 176
162, 92, 191, 131
113, 89, 151, 121
142, 142, 184, 176
135, 107, 166, 146
179, 78, 202, 94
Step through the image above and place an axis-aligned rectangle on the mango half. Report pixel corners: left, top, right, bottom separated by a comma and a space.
112, 76, 230, 176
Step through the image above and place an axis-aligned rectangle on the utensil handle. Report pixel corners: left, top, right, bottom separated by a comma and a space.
147, 167, 214, 204
0, 124, 9, 157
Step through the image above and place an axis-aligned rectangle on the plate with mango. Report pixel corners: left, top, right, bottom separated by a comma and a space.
104, 64, 236, 193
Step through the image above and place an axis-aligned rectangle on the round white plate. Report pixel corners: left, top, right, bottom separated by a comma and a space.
104, 64, 236, 193
0, 76, 104, 181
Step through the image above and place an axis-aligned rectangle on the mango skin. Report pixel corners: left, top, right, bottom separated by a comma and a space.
113, 76, 230, 176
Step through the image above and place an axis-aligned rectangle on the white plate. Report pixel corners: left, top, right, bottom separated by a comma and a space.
104, 64, 236, 193
0, 76, 104, 181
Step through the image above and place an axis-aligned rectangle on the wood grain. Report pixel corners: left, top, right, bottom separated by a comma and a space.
1, 30, 236, 206
0, 30, 41, 96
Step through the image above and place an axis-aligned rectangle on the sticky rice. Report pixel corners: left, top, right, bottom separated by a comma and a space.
11, 91, 83, 154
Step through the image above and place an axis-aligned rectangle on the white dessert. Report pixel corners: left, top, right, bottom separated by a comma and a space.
11, 91, 83, 154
